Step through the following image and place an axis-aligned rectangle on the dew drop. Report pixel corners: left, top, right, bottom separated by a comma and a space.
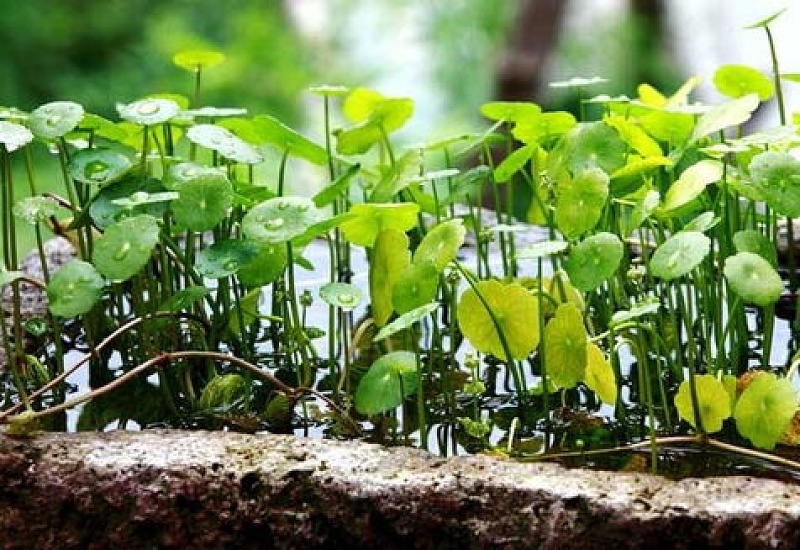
265, 217, 284, 230
223, 260, 239, 271
114, 242, 131, 261
130, 191, 149, 203
86, 161, 110, 182
137, 102, 160, 116
337, 292, 357, 306
46, 115, 61, 127
277, 201, 290, 211
297, 204, 310, 212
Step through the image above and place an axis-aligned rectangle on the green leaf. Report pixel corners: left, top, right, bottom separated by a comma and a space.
117, 98, 180, 126
744, 8, 786, 29
605, 115, 663, 157
639, 110, 695, 144
555, 168, 609, 239
493, 144, 535, 183
236, 242, 287, 288
313, 164, 361, 207
251, 114, 327, 165
354, 351, 419, 415
585, 342, 616, 404
515, 240, 568, 260
480, 101, 541, 122
550, 121, 627, 175
543, 303, 587, 388
186, 124, 263, 164
733, 229, 777, 266
0, 121, 33, 151
649, 231, 710, 280
198, 374, 247, 410
89, 176, 169, 230
29, 101, 84, 139
659, 160, 723, 214
171, 170, 233, 232
512, 111, 577, 144
336, 89, 414, 155
457, 280, 540, 360
681, 211, 719, 233
339, 202, 419, 247
413, 218, 466, 271
68, 148, 133, 186
734, 373, 797, 450
691, 94, 760, 141
610, 298, 660, 326
159, 286, 210, 312
13, 196, 60, 225
713, 64, 774, 100
320, 282, 364, 312
196, 239, 259, 279
370, 229, 411, 327
92, 214, 160, 282
172, 50, 226, 71
724, 252, 783, 306
749, 151, 800, 217
111, 190, 178, 209
675, 374, 731, 433
373, 302, 439, 342
563, 232, 623, 291
308, 84, 349, 96
610, 156, 672, 197
183, 107, 247, 118
242, 196, 321, 244
46, 260, 104, 317
392, 260, 439, 314
368, 149, 423, 202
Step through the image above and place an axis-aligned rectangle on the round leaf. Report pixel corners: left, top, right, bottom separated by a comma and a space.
339, 202, 420, 247
713, 64, 774, 100
236, 242, 287, 288
675, 374, 731, 433
691, 94, 760, 141
543, 303, 588, 388
413, 218, 466, 271
92, 215, 160, 282
89, 176, 169, 230
354, 351, 419, 415
172, 50, 226, 71
457, 280, 540, 360
480, 101, 541, 123
724, 252, 784, 306
734, 373, 797, 450
196, 239, 259, 279
118, 98, 180, 126
28, 101, 84, 139
555, 168, 609, 239
0, 121, 33, 152
749, 151, 800, 217
550, 121, 627, 174
320, 282, 364, 312
186, 124, 263, 164
649, 231, 710, 281
660, 160, 722, 214
563, 232, 623, 291
516, 240, 568, 260
392, 260, 439, 314
171, 171, 233, 232
46, 260, 104, 317
68, 148, 133, 186
242, 196, 321, 244
733, 229, 777, 266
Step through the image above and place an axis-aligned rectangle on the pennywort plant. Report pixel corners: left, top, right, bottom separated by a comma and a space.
2, 16, 800, 475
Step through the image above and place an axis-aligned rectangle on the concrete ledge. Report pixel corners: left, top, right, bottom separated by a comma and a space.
1, 430, 799, 549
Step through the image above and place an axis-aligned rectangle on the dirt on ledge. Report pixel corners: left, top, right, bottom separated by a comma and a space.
1, 429, 799, 549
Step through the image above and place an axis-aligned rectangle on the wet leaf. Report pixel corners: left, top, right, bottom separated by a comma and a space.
0, 121, 33, 151
354, 351, 419, 415
556, 168, 609, 239
29, 101, 84, 139
370, 229, 411, 326
413, 218, 466, 271
373, 302, 439, 342
92, 214, 160, 281
724, 252, 783, 306
563, 232, 623, 291
89, 176, 169, 230
675, 374, 731, 433
236, 242, 287, 288
543, 303, 587, 388
171, 170, 233, 232
734, 373, 797, 450
649, 231, 710, 280
242, 196, 320, 244
186, 124, 263, 164
748, 151, 800, 217
13, 196, 60, 225
713, 64, 774, 100
68, 148, 133, 186
118, 98, 180, 126
585, 342, 616, 404
515, 240, 568, 260
320, 282, 364, 312
610, 298, 660, 326
183, 107, 247, 118
457, 280, 540, 360
196, 239, 259, 279
46, 260, 104, 317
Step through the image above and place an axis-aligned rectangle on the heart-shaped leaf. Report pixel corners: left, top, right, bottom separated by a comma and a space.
46, 260, 104, 317
354, 350, 419, 415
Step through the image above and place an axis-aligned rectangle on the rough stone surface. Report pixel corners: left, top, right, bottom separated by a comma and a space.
1, 430, 800, 549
